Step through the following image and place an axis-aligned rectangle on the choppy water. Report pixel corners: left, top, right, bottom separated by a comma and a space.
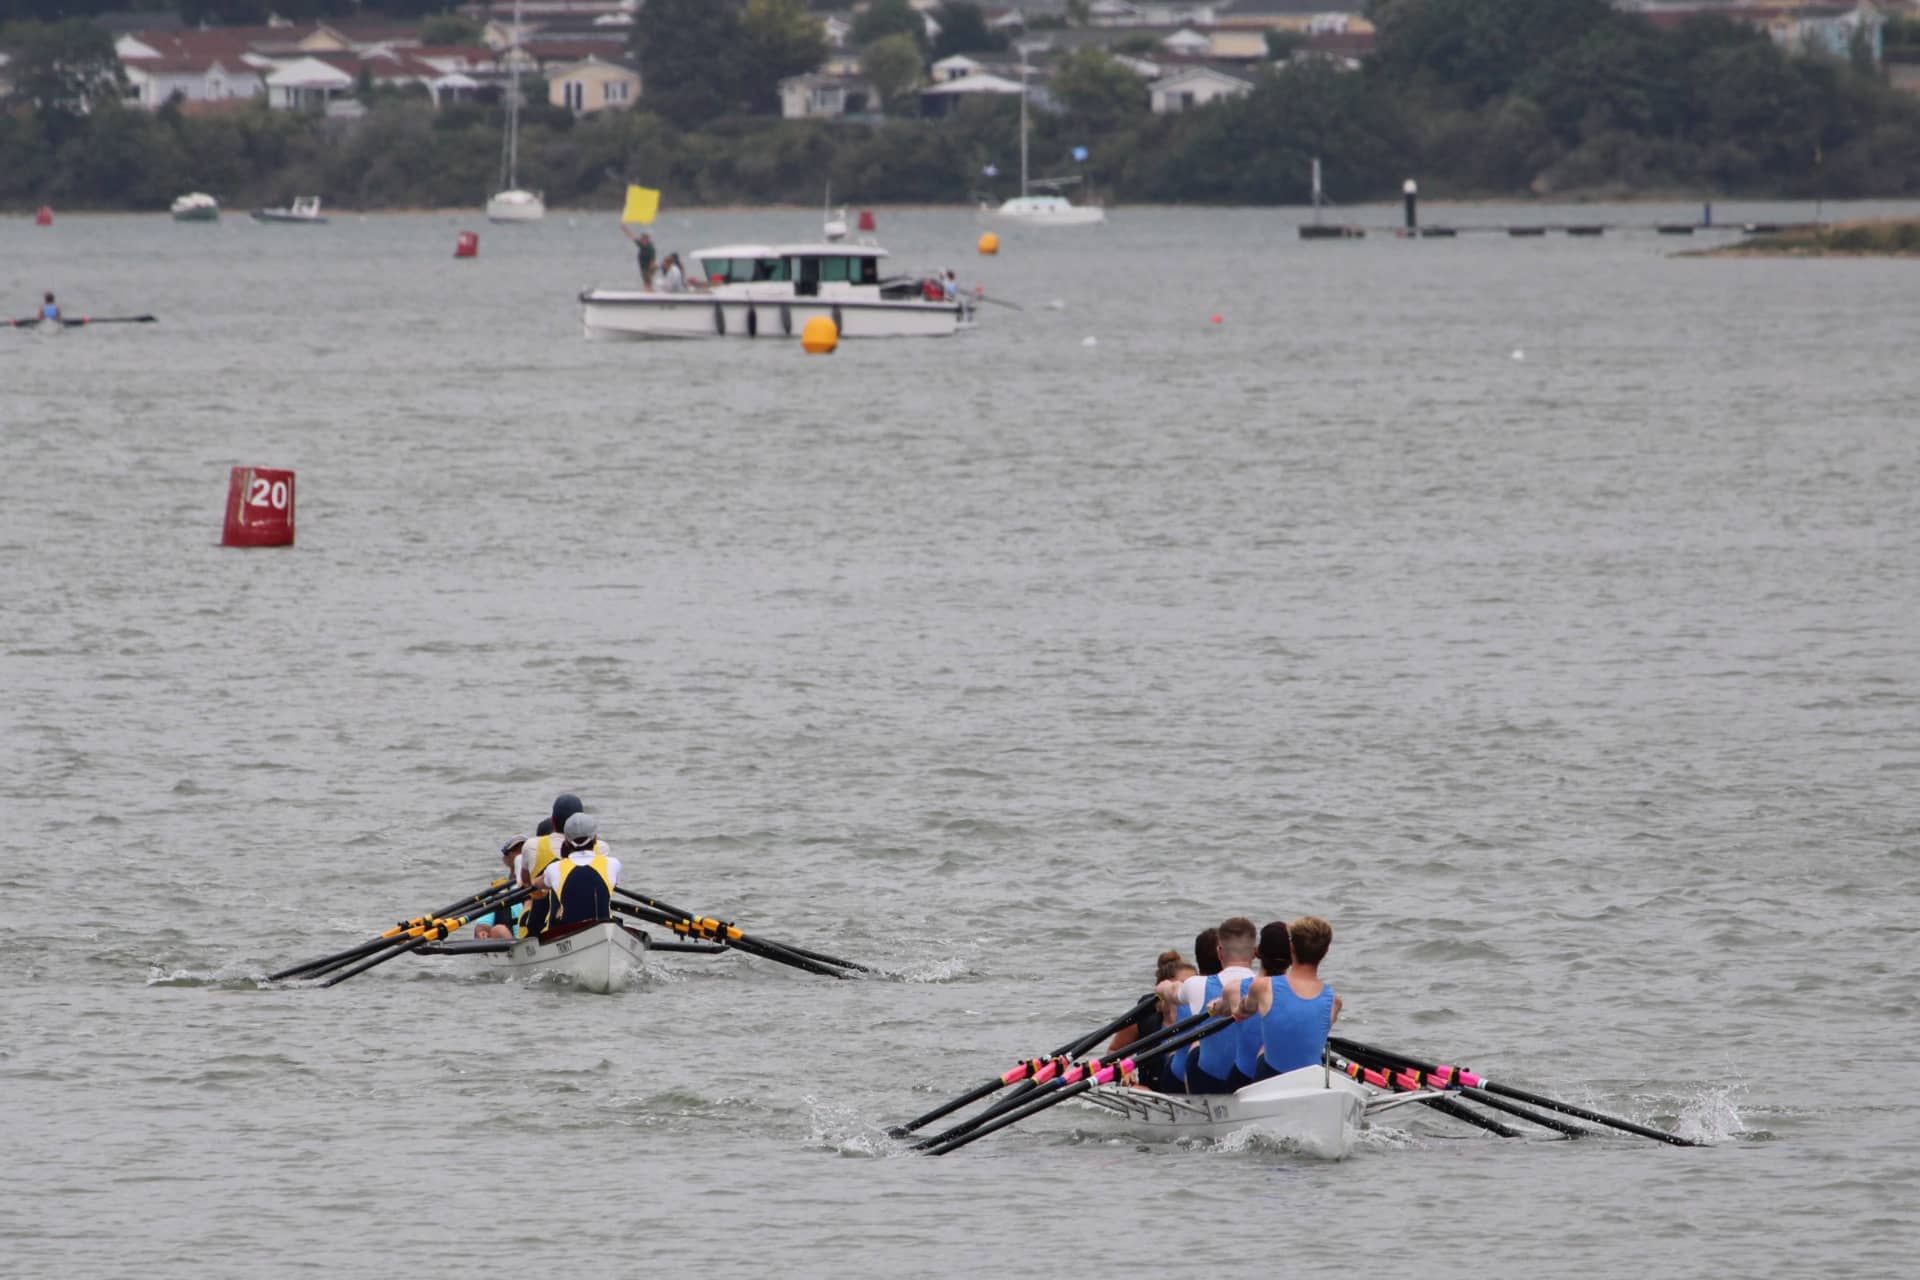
3, 201, 1917, 1278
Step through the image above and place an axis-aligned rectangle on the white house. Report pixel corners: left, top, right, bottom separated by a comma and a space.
779, 72, 876, 118
122, 54, 265, 109
265, 56, 356, 110
1160, 27, 1212, 55
931, 53, 984, 83
1148, 65, 1253, 112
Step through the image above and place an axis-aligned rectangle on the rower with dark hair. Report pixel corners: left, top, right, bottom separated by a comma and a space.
512, 794, 585, 937
1109, 949, 1193, 1092
1230, 915, 1342, 1079
1160, 927, 1219, 1091
475, 817, 551, 940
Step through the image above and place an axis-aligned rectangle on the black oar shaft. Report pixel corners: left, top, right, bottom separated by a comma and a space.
891, 994, 1155, 1138
619, 888, 870, 973
319, 886, 533, 988
269, 879, 514, 981
1332, 1036, 1700, 1147
610, 900, 848, 978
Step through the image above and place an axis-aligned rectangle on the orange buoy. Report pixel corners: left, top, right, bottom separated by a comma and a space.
454, 230, 478, 258
35, 206, 53, 226
800, 315, 838, 354
977, 232, 999, 256
858, 209, 876, 232
222, 467, 296, 547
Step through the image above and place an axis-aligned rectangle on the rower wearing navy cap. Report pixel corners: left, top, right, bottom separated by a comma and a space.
513, 794, 585, 937
475, 817, 551, 940
537, 811, 621, 929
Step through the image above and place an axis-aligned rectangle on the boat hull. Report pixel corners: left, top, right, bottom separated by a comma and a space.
1079, 1066, 1368, 1157
580, 291, 963, 340
486, 189, 545, 223
487, 921, 647, 993
251, 211, 327, 225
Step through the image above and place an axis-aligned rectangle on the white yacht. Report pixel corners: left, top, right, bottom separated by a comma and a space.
250, 196, 326, 224
979, 60, 1106, 227
579, 242, 970, 340
486, 1, 545, 223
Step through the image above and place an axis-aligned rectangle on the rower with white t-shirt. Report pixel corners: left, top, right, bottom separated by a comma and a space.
1180, 916, 1258, 1095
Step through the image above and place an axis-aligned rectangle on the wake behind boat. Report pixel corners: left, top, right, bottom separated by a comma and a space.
580, 241, 970, 340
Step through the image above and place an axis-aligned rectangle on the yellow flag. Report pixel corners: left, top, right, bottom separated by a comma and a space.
622, 185, 661, 225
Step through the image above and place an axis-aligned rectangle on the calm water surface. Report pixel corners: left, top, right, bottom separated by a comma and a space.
2, 202, 1917, 1278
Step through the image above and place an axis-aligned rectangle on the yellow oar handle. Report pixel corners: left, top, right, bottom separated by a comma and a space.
669, 915, 744, 942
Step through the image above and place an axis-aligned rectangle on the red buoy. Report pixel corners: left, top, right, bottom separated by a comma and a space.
222, 466, 296, 547
857, 209, 876, 232
454, 230, 478, 258
35, 206, 53, 226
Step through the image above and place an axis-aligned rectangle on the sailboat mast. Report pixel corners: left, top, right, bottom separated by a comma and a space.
504, 0, 523, 188
1019, 58, 1029, 199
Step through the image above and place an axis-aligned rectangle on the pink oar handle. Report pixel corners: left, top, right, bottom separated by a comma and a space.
999, 1062, 1032, 1085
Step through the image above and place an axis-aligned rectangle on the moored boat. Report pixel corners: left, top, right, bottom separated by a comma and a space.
170, 192, 220, 222
252, 196, 327, 224
485, 0, 544, 224
485, 920, 648, 993
579, 242, 969, 340
1077, 1064, 1427, 1157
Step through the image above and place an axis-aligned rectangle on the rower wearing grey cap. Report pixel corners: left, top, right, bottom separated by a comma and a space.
536, 810, 622, 930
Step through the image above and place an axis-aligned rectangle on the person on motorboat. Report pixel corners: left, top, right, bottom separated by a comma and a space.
41, 292, 59, 322
658, 253, 687, 292
475, 817, 550, 940
513, 793, 585, 936
1225, 916, 1342, 1080
535, 811, 622, 929
623, 226, 656, 288
1181, 917, 1258, 1094
941, 270, 958, 302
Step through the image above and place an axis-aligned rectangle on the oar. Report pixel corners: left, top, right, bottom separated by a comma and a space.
925, 1015, 1239, 1156
1331, 1036, 1702, 1147
269, 879, 514, 981
319, 885, 534, 987
975, 295, 1023, 311
1335, 1045, 1594, 1139
618, 888, 872, 973
610, 899, 849, 979
1331, 1054, 1523, 1138
888, 993, 1156, 1138
61, 315, 158, 326
7, 316, 43, 328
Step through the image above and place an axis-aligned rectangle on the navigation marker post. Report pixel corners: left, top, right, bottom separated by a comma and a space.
222, 467, 295, 547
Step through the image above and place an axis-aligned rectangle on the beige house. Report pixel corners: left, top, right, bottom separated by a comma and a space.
548, 54, 641, 114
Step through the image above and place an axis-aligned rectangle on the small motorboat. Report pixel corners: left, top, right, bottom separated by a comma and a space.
1076, 1064, 1431, 1158
170, 192, 220, 222
485, 920, 648, 993
251, 196, 327, 224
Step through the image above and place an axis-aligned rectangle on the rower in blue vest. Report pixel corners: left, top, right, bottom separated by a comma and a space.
1230, 916, 1343, 1079
41, 292, 60, 323
537, 811, 622, 930
1160, 926, 1219, 1090
1183, 916, 1257, 1094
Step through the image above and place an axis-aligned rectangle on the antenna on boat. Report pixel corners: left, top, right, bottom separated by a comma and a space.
1311, 157, 1324, 226
823, 181, 847, 241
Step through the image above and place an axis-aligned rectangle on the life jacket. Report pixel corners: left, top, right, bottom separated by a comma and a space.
550, 847, 614, 926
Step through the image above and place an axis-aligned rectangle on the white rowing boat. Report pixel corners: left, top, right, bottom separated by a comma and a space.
485, 921, 648, 993
1078, 1065, 1433, 1158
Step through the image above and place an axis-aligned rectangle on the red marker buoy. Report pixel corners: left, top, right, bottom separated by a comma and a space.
222, 466, 296, 547
35, 206, 53, 227
1211, 314, 1223, 325
454, 230, 478, 258
858, 209, 876, 232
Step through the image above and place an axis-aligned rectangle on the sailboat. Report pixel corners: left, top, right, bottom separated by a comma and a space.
486, 0, 545, 223
979, 58, 1105, 227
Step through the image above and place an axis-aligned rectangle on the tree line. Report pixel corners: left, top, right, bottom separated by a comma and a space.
8, 0, 1920, 211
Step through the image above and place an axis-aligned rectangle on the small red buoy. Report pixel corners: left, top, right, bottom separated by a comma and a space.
454, 230, 478, 258
222, 466, 296, 547
1211, 314, 1223, 325
857, 209, 875, 232
36, 205, 53, 226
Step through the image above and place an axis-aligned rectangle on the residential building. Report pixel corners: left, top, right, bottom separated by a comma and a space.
779, 72, 877, 118
548, 54, 642, 114
1625, 2, 1887, 64
918, 70, 1027, 117
1148, 64, 1253, 111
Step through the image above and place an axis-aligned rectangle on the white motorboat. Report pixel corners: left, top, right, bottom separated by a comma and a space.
486, 921, 648, 993
170, 192, 220, 222
251, 196, 326, 224
1077, 1065, 1431, 1158
486, 0, 545, 224
978, 59, 1106, 227
579, 242, 970, 340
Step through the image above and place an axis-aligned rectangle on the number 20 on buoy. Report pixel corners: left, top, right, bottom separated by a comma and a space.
222, 466, 295, 547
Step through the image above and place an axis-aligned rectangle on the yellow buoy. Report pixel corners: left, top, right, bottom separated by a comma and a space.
977, 232, 999, 256
801, 315, 838, 354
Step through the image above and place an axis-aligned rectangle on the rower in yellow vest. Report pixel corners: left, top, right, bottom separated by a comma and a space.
514, 793, 584, 937
538, 811, 621, 929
